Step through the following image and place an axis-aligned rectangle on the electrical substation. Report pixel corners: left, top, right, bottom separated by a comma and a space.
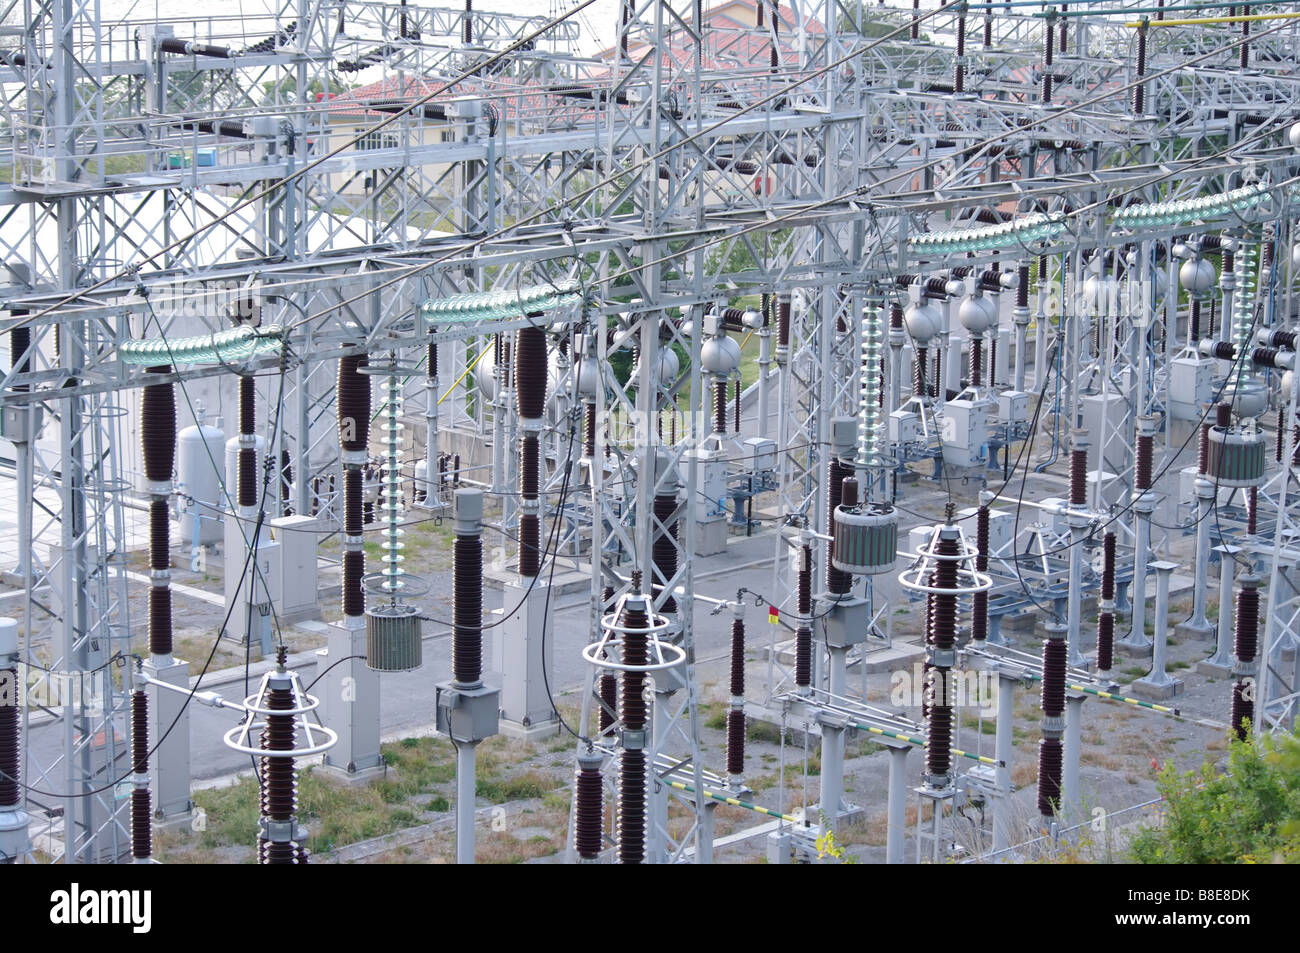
1, 0, 1299, 867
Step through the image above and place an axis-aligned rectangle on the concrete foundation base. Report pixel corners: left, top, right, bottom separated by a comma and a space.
1174, 621, 1216, 642
1131, 675, 1184, 700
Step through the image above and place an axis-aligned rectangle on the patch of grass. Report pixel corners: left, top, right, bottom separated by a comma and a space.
702, 701, 727, 731
746, 719, 787, 746
1121, 665, 1148, 678
960, 713, 998, 736
476, 770, 561, 804
1169, 660, 1191, 671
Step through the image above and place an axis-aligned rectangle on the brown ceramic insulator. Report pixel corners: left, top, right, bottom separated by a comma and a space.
914, 345, 928, 397
149, 586, 173, 658
777, 295, 791, 349
427, 339, 438, 379
1070, 448, 1087, 506
453, 534, 483, 685
520, 433, 540, 499
1041, 636, 1067, 718
337, 354, 371, 453
585, 402, 597, 457
827, 459, 853, 594
515, 326, 547, 421
1247, 487, 1257, 536
1234, 582, 1259, 662
1199, 423, 1210, 475
730, 618, 745, 697
518, 513, 541, 578
1016, 265, 1030, 308
841, 476, 859, 509
343, 469, 362, 537
929, 534, 960, 651
617, 747, 646, 863
890, 303, 904, 329
132, 689, 149, 774
238, 444, 257, 510
652, 494, 678, 614
1135, 433, 1153, 491
1132, 23, 1147, 113
797, 545, 812, 615
795, 626, 812, 688
1097, 612, 1115, 671
342, 549, 365, 617
972, 507, 990, 642
131, 787, 152, 860
617, 599, 649, 864
574, 761, 604, 859
713, 379, 728, 434
969, 337, 981, 387
1190, 299, 1202, 341
150, 499, 170, 571
141, 374, 176, 485
1215, 402, 1232, 428
0, 667, 18, 806
926, 673, 952, 778
1037, 738, 1063, 816
1101, 532, 1116, 600
726, 709, 745, 776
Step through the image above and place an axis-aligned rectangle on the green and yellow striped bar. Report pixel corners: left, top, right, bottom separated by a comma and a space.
1070, 683, 1178, 714
664, 780, 801, 823
856, 724, 1001, 766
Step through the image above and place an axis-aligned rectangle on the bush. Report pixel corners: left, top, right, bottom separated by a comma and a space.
1130, 728, 1300, 864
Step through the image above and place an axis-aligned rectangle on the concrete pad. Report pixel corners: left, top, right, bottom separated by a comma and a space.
1174, 620, 1216, 642
1131, 675, 1184, 700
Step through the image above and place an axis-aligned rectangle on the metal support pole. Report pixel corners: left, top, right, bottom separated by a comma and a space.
456, 741, 477, 864
992, 670, 1016, 853
885, 741, 909, 865
1201, 545, 1241, 673
1063, 691, 1085, 821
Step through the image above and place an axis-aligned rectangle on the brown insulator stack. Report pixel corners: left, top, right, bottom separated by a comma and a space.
131, 690, 152, 861
142, 366, 176, 657
258, 649, 306, 864
616, 592, 651, 864
1133, 21, 1148, 114
776, 292, 791, 357
1042, 15, 1055, 105
1231, 575, 1260, 741
574, 749, 604, 861
516, 326, 547, 578
826, 459, 853, 595
726, 607, 746, 780
713, 378, 728, 435
453, 525, 483, 688
914, 345, 928, 398
652, 492, 679, 614
795, 543, 813, 689
1097, 532, 1116, 673
953, 10, 966, 93
1135, 424, 1154, 492
924, 527, 961, 787
1037, 624, 1067, 818
972, 505, 990, 642
338, 354, 370, 621
969, 337, 982, 388
598, 587, 618, 736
